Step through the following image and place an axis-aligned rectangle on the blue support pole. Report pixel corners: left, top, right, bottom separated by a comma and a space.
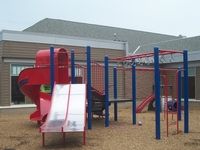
86, 46, 92, 129
104, 56, 109, 127
113, 67, 118, 121
178, 68, 182, 121
50, 46, 55, 94
71, 49, 75, 83
183, 50, 189, 133
132, 64, 136, 125
154, 47, 161, 140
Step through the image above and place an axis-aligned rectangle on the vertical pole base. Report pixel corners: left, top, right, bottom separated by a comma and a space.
83, 130, 86, 145
42, 133, 45, 147
63, 132, 66, 145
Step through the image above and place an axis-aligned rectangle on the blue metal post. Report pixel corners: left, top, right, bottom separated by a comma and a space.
71, 49, 75, 83
113, 67, 118, 121
154, 47, 161, 139
132, 64, 136, 125
104, 56, 109, 127
183, 50, 189, 133
178, 68, 182, 121
50, 46, 55, 93
86, 46, 92, 129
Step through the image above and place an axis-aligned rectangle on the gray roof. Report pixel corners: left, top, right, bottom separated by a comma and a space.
135, 36, 200, 53
24, 18, 179, 53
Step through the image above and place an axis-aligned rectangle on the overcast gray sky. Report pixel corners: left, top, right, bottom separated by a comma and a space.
0, 0, 199, 37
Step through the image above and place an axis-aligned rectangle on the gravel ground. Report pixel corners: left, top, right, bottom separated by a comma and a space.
0, 106, 200, 150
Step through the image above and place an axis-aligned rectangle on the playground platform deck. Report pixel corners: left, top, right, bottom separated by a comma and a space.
0, 106, 200, 150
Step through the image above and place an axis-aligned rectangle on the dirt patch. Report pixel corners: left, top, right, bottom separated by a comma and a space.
0, 106, 200, 150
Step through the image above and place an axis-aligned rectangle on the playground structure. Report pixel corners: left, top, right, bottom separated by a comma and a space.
18, 48, 69, 123
107, 48, 188, 139
18, 46, 189, 145
18, 48, 87, 146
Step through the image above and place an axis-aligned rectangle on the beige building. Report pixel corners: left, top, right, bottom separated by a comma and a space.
0, 30, 128, 106
0, 18, 199, 107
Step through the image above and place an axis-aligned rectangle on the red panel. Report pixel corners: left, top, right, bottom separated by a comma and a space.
30, 109, 41, 121
136, 94, 155, 113
40, 92, 51, 120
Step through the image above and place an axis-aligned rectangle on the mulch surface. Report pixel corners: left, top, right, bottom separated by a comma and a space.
0, 106, 200, 150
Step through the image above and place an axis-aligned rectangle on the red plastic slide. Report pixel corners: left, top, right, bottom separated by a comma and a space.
18, 48, 69, 123
136, 94, 155, 113
18, 67, 51, 121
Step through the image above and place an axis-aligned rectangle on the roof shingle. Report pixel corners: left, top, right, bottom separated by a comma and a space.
24, 18, 179, 53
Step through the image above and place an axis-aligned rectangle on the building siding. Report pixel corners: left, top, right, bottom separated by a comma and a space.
2, 41, 125, 61
0, 63, 10, 106
108, 67, 125, 99
125, 69, 154, 100
0, 62, 2, 105
1, 39, 198, 106
0, 41, 125, 106
0, 42, 2, 56
0, 42, 2, 105
196, 67, 200, 100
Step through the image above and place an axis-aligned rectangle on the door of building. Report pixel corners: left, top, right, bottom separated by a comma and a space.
182, 76, 195, 99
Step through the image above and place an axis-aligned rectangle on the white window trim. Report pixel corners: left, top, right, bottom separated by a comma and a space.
10, 63, 34, 105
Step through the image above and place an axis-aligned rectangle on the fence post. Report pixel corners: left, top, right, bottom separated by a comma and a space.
178, 68, 182, 121
154, 47, 161, 139
50, 46, 55, 93
71, 49, 75, 83
104, 55, 109, 127
183, 50, 189, 133
132, 64, 136, 125
87, 46, 92, 129
113, 67, 118, 121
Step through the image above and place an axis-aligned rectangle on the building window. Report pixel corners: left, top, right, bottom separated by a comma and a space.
188, 67, 196, 77
11, 65, 32, 76
11, 64, 33, 105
